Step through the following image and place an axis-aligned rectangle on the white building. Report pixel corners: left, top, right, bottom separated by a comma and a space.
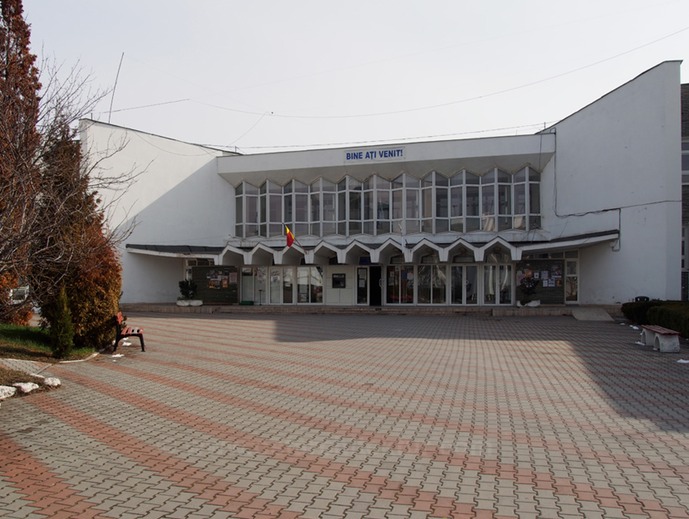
81, 61, 684, 309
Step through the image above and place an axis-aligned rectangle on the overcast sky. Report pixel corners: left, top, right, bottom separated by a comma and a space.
23, 0, 689, 154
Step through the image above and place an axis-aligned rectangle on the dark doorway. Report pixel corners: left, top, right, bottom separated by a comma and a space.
369, 266, 382, 306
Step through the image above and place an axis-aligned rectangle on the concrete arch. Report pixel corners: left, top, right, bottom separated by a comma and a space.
446, 239, 480, 263
343, 241, 376, 266
247, 243, 279, 266
219, 244, 249, 266
373, 238, 408, 264
410, 239, 448, 263
480, 237, 519, 262
312, 241, 342, 265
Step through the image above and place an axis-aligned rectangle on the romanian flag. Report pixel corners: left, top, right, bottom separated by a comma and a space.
285, 225, 295, 247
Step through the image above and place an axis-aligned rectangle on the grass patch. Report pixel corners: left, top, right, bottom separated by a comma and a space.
0, 323, 95, 390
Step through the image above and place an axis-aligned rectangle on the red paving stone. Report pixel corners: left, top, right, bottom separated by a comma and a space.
1, 312, 689, 518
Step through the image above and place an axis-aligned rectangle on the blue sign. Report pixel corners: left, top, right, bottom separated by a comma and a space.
345, 147, 405, 163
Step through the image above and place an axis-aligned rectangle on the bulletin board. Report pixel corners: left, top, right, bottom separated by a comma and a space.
192, 266, 239, 304
516, 260, 564, 305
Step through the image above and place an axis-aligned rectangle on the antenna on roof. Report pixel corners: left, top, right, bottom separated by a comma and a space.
108, 52, 125, 124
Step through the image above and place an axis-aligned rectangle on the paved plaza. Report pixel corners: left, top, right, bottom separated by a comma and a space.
1, 313, 689, 518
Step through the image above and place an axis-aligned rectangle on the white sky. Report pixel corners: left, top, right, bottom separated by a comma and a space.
23, 0, 689, 154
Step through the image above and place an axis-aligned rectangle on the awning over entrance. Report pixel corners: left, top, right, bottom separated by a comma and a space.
125, 230, 619, 265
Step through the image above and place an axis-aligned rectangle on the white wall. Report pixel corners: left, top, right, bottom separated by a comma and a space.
547, 61, 682, 303
80, 121, 235, 303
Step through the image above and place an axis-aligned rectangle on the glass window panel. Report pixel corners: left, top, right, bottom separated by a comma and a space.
423, 188, 433, 218
323, 193, 335, 221
282, 268, 293, 304
295, 194, 308, 221
269, 194, 281, 223
386, 266, 400, 304
466, 186, 479, 216
294, 181, 307, 193
235, 197, 243, 225
497, 169, 510, 182
406, 176, 419, 188
499, 265, 512, 304
259, 195, 266, 227
418, 265, 431, 304
338, 192, 346, 220
450, 218, 464, 232
498, 217, 512, 231
405, 187, 419, 218
392, 175, 404, 188
466, 217, 480, 232
310, 193, 320, 222
466, 172, 479, 184
376, 220, 390, 235
514, 184, 526, 214
498, 185, 511, 214
451, 266, 463, 304
529, 183, 541, 213
436, 173, 449, 186
323, 222, 336, 235
482, 184, 495, 216
350, 191, 361, 221
422, 173, 433, 187
245, 183, 259, 195
450, 186, 463, 217
406, 219, 420, 233
466, 266, 477, 304
484, 265, 497, 304
245, 223, 258, 237
515, 167, 527, 182
528, 167, 540, 181
392, 190, 403, 219
375, 176, 391, 189
436, 188, 448, 218
270, 268, 282, 304
363, 191, 373, 220
566, 276, 578, 302
450, 171, 464, 186
246, 196, 258, 223
433, 266, 446, 304
284, 193, 293, 222
297, 267, 309, 303
400, 266, 414, 304
377, 190, 390, 220
310, 267, 323, 303
481, 169, 496, 183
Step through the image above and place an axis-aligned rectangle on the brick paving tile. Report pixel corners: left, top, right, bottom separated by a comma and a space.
1, 313, 689, 518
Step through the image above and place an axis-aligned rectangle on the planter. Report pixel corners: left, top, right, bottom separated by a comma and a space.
177, 300, 203, 307
517, 300, 541, 308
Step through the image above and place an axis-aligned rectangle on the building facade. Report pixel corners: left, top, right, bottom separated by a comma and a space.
81, 61, 684, 308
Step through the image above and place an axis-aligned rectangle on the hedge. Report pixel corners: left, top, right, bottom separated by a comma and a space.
621, 300, 689, 337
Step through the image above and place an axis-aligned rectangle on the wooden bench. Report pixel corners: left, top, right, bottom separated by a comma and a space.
640, 324, 680, 353
114, 312, 145, 352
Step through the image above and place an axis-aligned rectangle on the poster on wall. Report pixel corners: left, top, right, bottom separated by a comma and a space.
516, 260, 565, 304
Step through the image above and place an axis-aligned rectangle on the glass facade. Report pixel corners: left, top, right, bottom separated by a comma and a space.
235, 168, 541, 239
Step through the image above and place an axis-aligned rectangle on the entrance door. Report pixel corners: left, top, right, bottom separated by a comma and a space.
369, 266, 382, 306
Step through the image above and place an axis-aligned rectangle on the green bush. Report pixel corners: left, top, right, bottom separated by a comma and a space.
622, 300, 689, 338
647, 304, 689, 338
621, 300, 665, 324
